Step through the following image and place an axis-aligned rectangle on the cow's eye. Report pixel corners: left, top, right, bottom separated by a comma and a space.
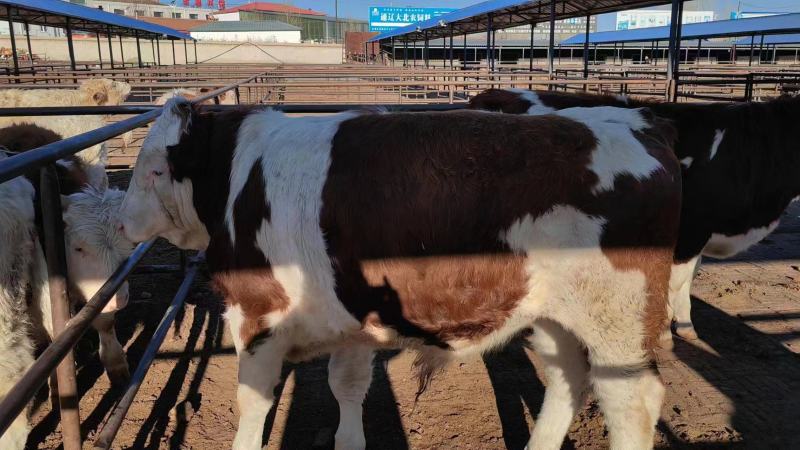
152, 170, 163, 176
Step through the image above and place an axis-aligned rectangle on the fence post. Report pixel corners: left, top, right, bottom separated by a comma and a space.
40, 165, 82, 450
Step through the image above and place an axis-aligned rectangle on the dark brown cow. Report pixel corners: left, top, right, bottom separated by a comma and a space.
470, 88, 800, 344
119, 99, 681, 450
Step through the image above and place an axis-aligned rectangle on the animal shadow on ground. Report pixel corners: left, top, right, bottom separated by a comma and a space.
482, 337, 548, 450
274, 350, 409, 449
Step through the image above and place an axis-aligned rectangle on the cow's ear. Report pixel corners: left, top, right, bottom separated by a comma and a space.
166, 97, 194, 135
92, 90, 108, 105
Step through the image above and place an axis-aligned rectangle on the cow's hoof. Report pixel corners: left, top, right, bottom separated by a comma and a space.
674, 324, 698, 340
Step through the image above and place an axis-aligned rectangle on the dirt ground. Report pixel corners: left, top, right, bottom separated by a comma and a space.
26, 172, 800, 450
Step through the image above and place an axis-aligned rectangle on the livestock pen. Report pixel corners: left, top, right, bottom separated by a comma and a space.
0, 63, 797, 449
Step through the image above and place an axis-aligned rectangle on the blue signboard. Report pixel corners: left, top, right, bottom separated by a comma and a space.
369, 6, 456, 32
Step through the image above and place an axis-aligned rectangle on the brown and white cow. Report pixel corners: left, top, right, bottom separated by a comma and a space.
119, 98, 681, 450
470, 88, 800, 345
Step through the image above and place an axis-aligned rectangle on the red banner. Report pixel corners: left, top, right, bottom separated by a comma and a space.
218, 0, 225, 10
207, 0, 214, 7
183, 0, 189, 5
195, 0, 201, 7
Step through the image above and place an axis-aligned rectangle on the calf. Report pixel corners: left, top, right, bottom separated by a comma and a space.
470, 88, 800, 344
0, 124, 134, 450
120, 99, 681, 450
0, 78, 132, 189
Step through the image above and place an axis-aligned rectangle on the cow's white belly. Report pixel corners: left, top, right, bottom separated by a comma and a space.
703, 220, 779, 258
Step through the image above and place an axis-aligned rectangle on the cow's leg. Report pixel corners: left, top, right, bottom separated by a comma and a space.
328, 344, 374, 450
669, 255, 701, 341
0, 340, 34, 450
526, 319, 588, 450
92, 312, 129, 386
233, 337, 287, 450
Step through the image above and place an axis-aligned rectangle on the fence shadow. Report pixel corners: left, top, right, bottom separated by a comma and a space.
670, 296, 800, 449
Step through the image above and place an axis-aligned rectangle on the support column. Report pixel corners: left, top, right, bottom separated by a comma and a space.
96, 33, 103, 69
449, 25, 454, 70
194, 40, 198, 64
758, 34, 764, 64
391, 37, 395, 66
171, 39, 176, 65
135, 31, 143, 68
486, 13, 492, 70
547, 2, 555, 76
107, 27, 114, 69
156, 37, 161, 65
404, 38, 408, 66
748, 34, 755, 66
423, 32, 429, 68
7, 8, 19, 76
696, 39, 701, 64
620, 42, 625, 65
24, 21, 33, 69
413, 40, 417, 67
491, 28, 496, 70
463, 33, 467, 68
666, 0, 683, 101
184, 39, 188, 65
119, 35, 125, 67
65, 17, 76, 72
529, 21, 535, 71
583, 15, 591, 78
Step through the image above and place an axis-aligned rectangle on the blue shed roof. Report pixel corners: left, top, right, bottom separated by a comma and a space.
369, 0, 671, 42
1, 0, 192, 40
734, 33, 800, 45
561, 13, 800, 45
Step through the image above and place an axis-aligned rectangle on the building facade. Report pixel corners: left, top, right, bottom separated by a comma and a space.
214, 4, 367, 43
191, 21, 301, 43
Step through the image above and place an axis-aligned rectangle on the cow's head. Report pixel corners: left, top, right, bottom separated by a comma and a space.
119, 98, 210, 250
63, 187, 135, 312
80, 78, 132, 106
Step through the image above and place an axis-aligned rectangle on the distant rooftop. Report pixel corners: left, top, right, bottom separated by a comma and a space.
213, 2, 325, 17
138, 16, 211, 33
191, 20, 301, 32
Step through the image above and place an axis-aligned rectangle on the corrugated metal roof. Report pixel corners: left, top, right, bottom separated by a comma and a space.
191, 20, 301, 33
369, 0, 672, 42
0, 0, 192, 39
561, 13, 800, 45
734, 33, 800, 45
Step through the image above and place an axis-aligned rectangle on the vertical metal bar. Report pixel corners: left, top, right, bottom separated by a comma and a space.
65, 17, 76, 73
40, 166, 82, 450
529, 21, 535, 71
749, 34, 755, 66
135, 31, 142, 68
758, 34, 764, 64
391, 37, 395, 67
486, 13, 492, 71
184, 39, 188, 65
97, 33, 103, 69
7, 8, 19, 77
583, 15, 591, 79
463, 33, 467, 68
666, 0, 682, 101
24, 21, 33, 69
171, 39, 176, 65
673, 0, 684, 74
194, 40, 198, 64
424, 32, 429, 68
771, 44, 776, 64
151, 39, 155, 65
92, 254, 203, 450
620, 42, 624, 65
613, 42, 617, 64
119, 35, 125, 67
404, 38, 408, 66
156, 37, 161, 65
413, 40, 416, 67
547, 1, 555, 76
696, 38, 701, 64
107, 26, 114, 69
449, 25, 454, 70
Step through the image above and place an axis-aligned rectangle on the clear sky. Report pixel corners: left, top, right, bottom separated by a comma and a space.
218, 0, 800, 31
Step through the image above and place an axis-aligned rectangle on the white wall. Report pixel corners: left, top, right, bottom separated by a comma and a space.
214, 12, 241, 21
191, 30, 301, 44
